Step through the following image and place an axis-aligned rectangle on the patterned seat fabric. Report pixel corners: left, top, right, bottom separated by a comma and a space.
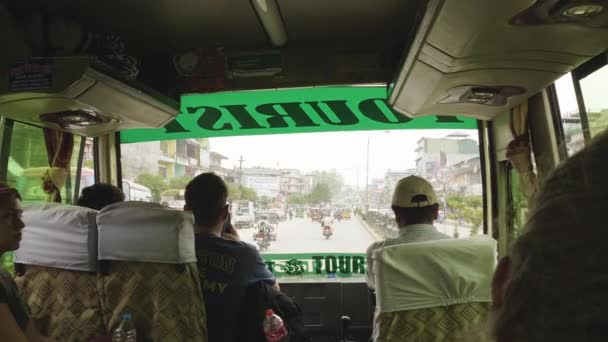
96, 201, 207, 342
375, 302, 489, 342
14, 203, 103, 341
98, 261, 207, 342
373, 236, 497, 342
15, 265, 105, 341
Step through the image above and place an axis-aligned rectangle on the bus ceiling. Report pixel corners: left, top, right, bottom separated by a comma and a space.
1, 0, 607, 137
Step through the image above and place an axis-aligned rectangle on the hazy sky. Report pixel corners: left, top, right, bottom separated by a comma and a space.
210, 129, 478, 187
555, 67, 608, 116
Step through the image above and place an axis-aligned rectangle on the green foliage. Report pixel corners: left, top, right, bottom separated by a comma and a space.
226, 181, 257, 201
315, 171, 344, 199
167, 176, 192, 189
510, 169, 528, 237
134, 172, 168, 202
463, 207, 483, 235
446, 194, 483, 235
287, 194, 307, 205
226, 182, 241, 201
309, 184, 331, 204
240, 186, 258, 201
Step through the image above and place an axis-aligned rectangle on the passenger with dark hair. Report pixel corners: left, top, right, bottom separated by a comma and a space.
0, 183, 55, 341
365, 176, 451, 290
490, 131, 608, 342
77, 183, 124, 210
185, 173, 277, 342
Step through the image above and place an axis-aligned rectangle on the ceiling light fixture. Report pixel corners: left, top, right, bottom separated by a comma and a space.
252, 0, 288, 47
561, 4, 604, 17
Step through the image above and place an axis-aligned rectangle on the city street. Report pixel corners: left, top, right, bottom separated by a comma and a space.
239, 216, 378, 254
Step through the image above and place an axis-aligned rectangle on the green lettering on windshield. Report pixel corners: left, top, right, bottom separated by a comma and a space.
120, 86, 476, 143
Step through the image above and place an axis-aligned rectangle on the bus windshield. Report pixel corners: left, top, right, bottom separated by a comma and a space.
121, 128, 482, 279
119, 86, 482, 280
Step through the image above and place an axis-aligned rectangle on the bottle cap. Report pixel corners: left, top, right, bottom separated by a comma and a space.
265, 309, 274, 316
122, 313, 132, 320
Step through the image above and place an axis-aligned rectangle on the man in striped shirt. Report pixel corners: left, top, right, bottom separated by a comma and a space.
366, 175, 451, 290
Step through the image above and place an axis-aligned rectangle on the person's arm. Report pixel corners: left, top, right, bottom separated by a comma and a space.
0, 304, 28, 342
249, 246, 277, 286
366, 243, 377, 290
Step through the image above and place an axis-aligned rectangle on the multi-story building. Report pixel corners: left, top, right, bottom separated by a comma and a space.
280, 169, 303, 196
241, 167, 282, 198
301, 173, 317, 195
449, 156, 482, 196
121, 141, 162, 180
415, 137, 479, 188
208, 151, 229, 178
122, 138, 209, 181
384, 169, 417, 193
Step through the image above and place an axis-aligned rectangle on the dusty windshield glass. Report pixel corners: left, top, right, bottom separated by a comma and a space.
120, 128, 482, 278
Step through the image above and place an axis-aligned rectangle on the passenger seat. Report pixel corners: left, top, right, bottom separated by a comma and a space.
14, 203, 104, 341
96, 201, 207, 342
372, 235, 497, 342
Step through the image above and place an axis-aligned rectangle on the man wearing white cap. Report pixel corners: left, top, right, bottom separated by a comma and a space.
365, 175, 451, 290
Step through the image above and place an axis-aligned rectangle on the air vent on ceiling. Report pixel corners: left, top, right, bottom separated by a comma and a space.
0, 57, 179, 136
388, 0, 608, 120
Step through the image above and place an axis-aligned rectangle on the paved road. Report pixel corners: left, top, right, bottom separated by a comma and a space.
239, 217, 377, 254
435, 221, 474, 239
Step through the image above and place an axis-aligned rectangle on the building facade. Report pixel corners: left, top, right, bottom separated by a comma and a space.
415, 137, 479, 188
242, 167, 282, 198
449, 156, 482, 195
121, 138, 210, 181
280, 169, 303, 196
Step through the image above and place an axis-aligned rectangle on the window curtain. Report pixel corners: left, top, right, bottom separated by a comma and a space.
506, 101, 538, 201
42, 128, 74, 203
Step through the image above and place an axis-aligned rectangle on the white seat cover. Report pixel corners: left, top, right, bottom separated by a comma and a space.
97, 201, 196, 264
373, 235, 497, 313
15, 203, 98, 272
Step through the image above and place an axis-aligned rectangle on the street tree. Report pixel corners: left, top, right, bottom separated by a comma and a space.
167, 176, 192, 190
226, 182, 242, 201
463, 207, 483, 235
309, 184, 331, 204
315, 171, 344, 198
287, 194, 307, 205
240, 187, 258, 201
226, 181, 257, 202
135, 172, 167, 202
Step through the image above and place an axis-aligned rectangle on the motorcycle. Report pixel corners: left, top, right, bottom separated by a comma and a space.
255, 231, 270, 251
323, 225, 333, 240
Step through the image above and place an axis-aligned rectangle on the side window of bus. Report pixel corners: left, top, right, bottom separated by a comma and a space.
554, 73, 586, 156
579, 64, 608, 138
1, 119, 95, 204
508, 167, 528, 240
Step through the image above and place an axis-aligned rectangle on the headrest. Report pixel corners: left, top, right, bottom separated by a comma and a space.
97, 201, 196, 264
373, 235, 497, 312
15, 203, 98, 272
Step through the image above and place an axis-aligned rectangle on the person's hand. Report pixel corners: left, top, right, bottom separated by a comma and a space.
222, 223, 240, 241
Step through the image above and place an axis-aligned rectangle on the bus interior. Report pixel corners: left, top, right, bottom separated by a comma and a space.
1, 0, 607, 341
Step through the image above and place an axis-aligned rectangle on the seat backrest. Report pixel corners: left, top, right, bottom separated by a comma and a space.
372, 235, 497, 342
96, 201, 207, 342
14, 203, 105, 341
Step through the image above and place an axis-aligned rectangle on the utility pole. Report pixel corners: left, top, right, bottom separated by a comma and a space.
365, 136, 370, 214
238, 155, 245, 189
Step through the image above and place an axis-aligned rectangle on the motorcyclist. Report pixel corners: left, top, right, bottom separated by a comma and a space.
321, 216, 334, 235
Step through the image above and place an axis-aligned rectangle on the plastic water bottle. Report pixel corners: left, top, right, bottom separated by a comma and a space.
112, 312, 137, 342
263, 309, 288, 342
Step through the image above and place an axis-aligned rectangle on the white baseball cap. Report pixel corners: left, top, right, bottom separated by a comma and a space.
391, 176, 438, 208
